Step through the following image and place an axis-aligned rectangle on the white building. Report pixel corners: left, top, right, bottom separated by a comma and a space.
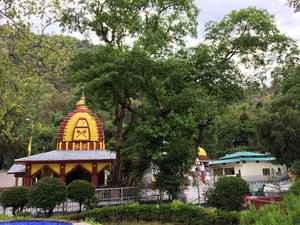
208, 152, 288, 182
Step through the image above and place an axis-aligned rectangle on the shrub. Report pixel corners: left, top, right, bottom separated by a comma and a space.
0, 186, 29, 215
240, 194, 300, 225
291, 160, 300, 178
206, 176, 248, 211
28, 177, 67, 217
289, 179, 300, 195
67, 179, 95, 212
63, 202, 240, 225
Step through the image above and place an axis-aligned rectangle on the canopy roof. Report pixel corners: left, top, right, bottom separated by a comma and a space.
209, 151, 275, 166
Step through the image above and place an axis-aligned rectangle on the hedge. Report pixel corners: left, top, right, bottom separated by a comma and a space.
61, 201, 240, 225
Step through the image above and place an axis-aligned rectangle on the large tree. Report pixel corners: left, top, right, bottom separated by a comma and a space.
68, 45, 217, 195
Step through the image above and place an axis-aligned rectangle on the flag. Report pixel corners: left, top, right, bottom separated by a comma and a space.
27, 136, 32, 156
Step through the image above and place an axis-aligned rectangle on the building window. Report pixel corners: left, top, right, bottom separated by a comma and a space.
224, 167, 235, 175
277, 168, 281, 175
262, 168, 270, 176
214, 169, 223, 176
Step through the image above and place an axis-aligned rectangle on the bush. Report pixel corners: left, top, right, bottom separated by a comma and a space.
62, 201, 240, 225
206, 176, 248, 211
291, 160, 300, 178
28, 177, 67, 217
67, 179, 95, 212
241, 194, 300, 225
289, 179, 300, 195
0, 186, 29, 215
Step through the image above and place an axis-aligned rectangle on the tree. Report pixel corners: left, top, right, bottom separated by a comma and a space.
68, 45, 216, 195
28, 177, 67, 217
58, 0, 199, 54
0, 186, 28, 215
288, 0, 300, 12
258, 66, 300, 166
0, 22, 79, 169
291, 160, 300, 178
67, 180, 95, 212
206, 176, 249, 211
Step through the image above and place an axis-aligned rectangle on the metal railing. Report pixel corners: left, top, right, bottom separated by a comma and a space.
0, 186, 172, 216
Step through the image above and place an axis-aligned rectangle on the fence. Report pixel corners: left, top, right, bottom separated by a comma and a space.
0, 186, 172, 216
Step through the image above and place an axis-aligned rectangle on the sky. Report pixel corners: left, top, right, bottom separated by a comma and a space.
193, 0, 300, 45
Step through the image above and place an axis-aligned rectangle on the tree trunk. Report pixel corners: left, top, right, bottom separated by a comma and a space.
111, 105, 126, 185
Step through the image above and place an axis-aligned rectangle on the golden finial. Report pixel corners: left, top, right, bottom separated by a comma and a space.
76, 87, 87, 109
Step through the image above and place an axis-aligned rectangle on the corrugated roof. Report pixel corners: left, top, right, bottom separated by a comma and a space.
220, 151, 267, 159
209, 157, 275, 165
14, 150, 116, 162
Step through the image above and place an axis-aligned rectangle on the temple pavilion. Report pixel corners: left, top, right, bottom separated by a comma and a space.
8, 97, 116, 187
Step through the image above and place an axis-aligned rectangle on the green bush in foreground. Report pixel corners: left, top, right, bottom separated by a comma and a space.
28, 177, 67, 217
0, 186, 29, 215
67, 179, 95, 212
240, 194, 300, 225
59, 201, 239, 225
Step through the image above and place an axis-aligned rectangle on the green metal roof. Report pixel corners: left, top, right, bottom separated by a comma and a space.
208, 151, 275, 166
209, 157, 275, 165
220, 151, 267, 160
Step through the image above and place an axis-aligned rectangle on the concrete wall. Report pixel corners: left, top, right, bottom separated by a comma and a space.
211, 161, 288, 182
0, 171, 18, 190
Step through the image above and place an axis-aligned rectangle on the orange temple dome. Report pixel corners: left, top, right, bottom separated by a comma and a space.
56, 97, 105, 150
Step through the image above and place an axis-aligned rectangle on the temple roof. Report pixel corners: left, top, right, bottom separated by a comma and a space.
14, 150, 116, 162
7, 164, 26, 174
56, 96, 105, 150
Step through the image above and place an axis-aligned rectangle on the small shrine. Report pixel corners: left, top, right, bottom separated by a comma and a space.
8, 96, 116, 187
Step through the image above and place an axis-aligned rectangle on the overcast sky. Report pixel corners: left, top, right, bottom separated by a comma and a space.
193, 0, 300, 45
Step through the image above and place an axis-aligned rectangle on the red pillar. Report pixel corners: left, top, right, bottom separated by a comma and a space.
59, 163, 66, 183
91, 163, 98, 188
24, 164, 31, 187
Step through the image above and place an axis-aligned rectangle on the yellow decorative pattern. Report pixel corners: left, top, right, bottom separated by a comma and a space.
63, 113, 99, 142
97, 163, 109, 173
31, 164, 60, 176
65, 163, 93, 174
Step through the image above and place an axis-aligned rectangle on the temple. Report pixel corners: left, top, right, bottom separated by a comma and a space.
8, 97, 116, 187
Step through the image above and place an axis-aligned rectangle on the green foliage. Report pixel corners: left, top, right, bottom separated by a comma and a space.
61, 202, 239, 225
28, 177, 67, 217
289, 179, 300, 195
0, 214, 11, 220
0, 186, 28, 215
258, 65, 300, 166
57, 0, 199, 54
291, 160, 300, 178
206, 176, 249, 211
240, 194, 300, 225
67, 179, 95, 212
288, 0, 300, 12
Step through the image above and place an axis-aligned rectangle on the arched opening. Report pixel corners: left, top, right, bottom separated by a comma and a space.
66, 166, 91, 185
31, 166, 59, 185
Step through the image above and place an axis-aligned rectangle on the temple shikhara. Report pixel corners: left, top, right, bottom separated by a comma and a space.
8, 97, 116, 187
